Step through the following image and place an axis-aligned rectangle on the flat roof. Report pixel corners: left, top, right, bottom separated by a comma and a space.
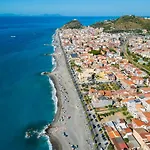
71, 53, 78, 58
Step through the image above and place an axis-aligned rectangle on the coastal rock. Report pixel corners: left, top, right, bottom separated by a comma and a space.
41, 72, 49, 76
44, 53, 52, 56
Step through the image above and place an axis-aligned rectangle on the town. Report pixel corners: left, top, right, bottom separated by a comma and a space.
59, 26, 150, 150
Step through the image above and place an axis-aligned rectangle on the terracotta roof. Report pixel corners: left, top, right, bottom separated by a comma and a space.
115, 73, 126, 79
124, 128, 132, 133
89, 88, 96, 93
108, 131, 121, 139
118, 143, 128, 149
146, 135, 150, 141
122, 98, 134, 103
146, 99, 150, 104
98, 90, 105, 95
141, 87, 150, 92
143, 93, 150, 98
134, 128, 147, 134
111, 138, 128, 150
131, 76, 143, 81
104, 126, 113, 132
132, 118, 146, 127
140, 132, 150, 139
104, 90, 112, 96
122, 79, 134, 86
135, 104, 144, 112
142, 112, 150, 121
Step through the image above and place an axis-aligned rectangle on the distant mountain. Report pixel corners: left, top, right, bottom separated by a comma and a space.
0, 13, 19, 16
0, 13, 62, 17
41, 14, 62, 17
91, 15, 150, 32
62, 19, 83, 29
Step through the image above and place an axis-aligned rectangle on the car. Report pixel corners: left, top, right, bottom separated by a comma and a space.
99, 128, 102, 131
95, 140, 97, 143
95, 119, 98, 122
93, 115, 96, 118
97, 124, 101, 128
98, 143, 101, 146
103, 137, 106, 141
71, 145, 78, 150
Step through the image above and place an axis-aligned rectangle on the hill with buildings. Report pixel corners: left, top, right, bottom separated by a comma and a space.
91, 15, 150, 33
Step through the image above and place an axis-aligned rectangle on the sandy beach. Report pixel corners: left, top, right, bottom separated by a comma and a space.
45, 30, 95, 150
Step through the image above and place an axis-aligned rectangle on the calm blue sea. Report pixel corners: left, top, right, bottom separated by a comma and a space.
0, 16, 118, 150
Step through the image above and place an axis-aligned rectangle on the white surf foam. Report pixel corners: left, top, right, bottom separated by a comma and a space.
52, 56, 57, 72
49, 77, 58, 114
35, 125, 52, 150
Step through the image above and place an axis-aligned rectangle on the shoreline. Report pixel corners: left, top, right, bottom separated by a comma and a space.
45, 32, 62, 150
44, 29, 94, 150
45, 74, 62, 150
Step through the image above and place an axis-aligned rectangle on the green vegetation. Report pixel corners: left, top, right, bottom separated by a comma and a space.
77, 67, 82, 73
84, 95, 91, 104
70, 59, 83, 73
99, 106, 130, 120
99, 108, 119, 117
121, 106, 127, 111
122, 111, 129, 116
125, 46, 150, 75
89, 50, 101, 55
121, 107, 133, 121
108, 143, 114, 150
70, 60, 76, 67
120, 52, 124, 57
91, 15, 150, 33
124, 138, 129, 143
96, 82, 120, 90
62, 20, 83, 29
109, 48, 116, 53
111, 63, 119, 69
89, 48, 106, 56
126, 115, 133, 121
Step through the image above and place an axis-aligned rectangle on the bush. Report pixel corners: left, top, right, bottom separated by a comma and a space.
89, 50, 101, 55
124, 138, 129, 143
108, 143, 114, 150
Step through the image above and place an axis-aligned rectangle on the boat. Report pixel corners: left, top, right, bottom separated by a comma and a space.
10, 36, 16, 38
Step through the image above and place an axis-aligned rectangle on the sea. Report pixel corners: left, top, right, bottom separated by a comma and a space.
0, 16, 118, 150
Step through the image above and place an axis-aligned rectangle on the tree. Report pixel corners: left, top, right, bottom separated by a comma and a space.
123, 111, 127, 116
108, 144, 114, 150
124, 138, 129, 143
120, 52, 124, 56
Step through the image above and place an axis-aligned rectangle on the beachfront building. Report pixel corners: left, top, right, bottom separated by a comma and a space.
59, 27, 150, 149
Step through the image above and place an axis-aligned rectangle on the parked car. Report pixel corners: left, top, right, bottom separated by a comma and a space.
97, 124, 101, 128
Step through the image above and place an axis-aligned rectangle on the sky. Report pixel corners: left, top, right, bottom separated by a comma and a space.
0, 0, 150, 16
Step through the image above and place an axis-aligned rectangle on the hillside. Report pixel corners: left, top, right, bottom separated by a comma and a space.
62, 19, 83, 29
91, 15, 150, 33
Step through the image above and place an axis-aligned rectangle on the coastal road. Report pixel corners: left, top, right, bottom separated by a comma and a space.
48, 31, 95, 150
